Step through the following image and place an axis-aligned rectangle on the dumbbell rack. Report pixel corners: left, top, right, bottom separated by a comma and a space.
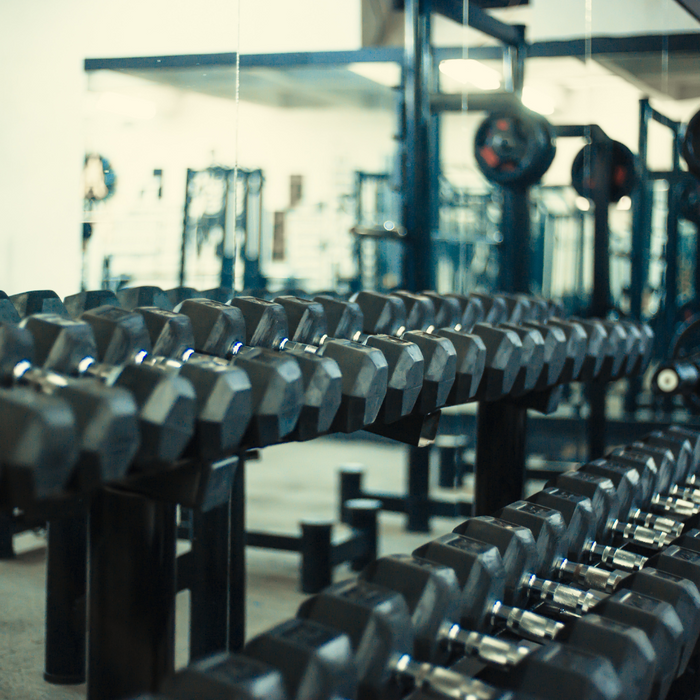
0, 286, 654, 700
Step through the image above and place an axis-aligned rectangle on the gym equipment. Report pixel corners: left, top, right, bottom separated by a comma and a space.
0, 321, 140, 490
571, 141, 639, 204
682, 108, 700, 179
361, 554, 654, 700
298, 578, 622, 700
267, 294, 424, 425
0, 387, 79, 505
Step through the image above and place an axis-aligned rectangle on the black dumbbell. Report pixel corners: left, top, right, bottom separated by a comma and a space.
176, 295, 384, 438
9, 290, 71, 317
9, 295, 197, 467
244, 617, 358, 700
496, 498, 700, 680
450, 516, 685, 698
77, 304, 255, 458
311, 292, 485, 408
360, 554, 654, 700
380, 291, 525, 402
331, 291, 457, 415
413, 533, 567, 644
159, 652, 287, 700
63, 290, 120, 318
0, 387, 79, 506
298, 578, 623, 700
276, 293, 424, 424
0, 322, 139, 490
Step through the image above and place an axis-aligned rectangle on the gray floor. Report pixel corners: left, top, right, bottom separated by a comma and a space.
0, 437, 476, 700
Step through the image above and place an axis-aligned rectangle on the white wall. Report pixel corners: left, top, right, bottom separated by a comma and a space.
0, 0, 362, 296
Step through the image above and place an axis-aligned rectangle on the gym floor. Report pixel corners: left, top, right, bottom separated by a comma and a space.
0, 436, 478, 700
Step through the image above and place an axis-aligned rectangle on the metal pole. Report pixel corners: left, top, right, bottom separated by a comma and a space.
44, 506, 87, 685
475, 401, 527, 515
500, 187, 531, 294
228, 457, 246, 652
406, 445, 431, 532
403, 0, 434, 292
87, 488, 176, 700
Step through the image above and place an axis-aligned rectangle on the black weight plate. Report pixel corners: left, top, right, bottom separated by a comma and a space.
474, 109, 556, 187
683, 108, 700, 179
571, 140, 638, 203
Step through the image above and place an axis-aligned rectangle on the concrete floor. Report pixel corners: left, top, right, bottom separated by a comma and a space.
0, 437, 476, 700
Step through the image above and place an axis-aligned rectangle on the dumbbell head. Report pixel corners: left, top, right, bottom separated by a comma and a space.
297, 578, 413, 700
551, 471, 620, 541
402, 330, 457, 413
274, 297, 328, 346
0, 298, 20, 324
351, 290, 407, 336
360, 553, 462, 665
231, 347, 303, 447
587, 320, 627, 381
320, 339, 388, 432
390, 291, 435, 332
9, 290, 70, 318
618, 565, 700, 677
159, 651, 287, 700
175, 299, 246, 358
421, 292, 462, 330
434, 329, 486, 404
497, 324, 546, 397
63, 290, 120, 318
470, 323, 523, 401
476, 642, 623, 700
494, 295, 531, 324
117, 286, 173, 311
469, 294, 508, 325
452, 517, 539, 609
80, 305, 152, 365
527, 488, 597, 562
134, 307, 195, 360
229, 297, 290, 350
20, 314, 98, 374
579, 459, 643, 521
601, 451, 657, 506
613, 443, 676, 496
312, 296, 362, 341
113, 363, 197, 465
0, 387, 79, 505
591, 589, 683, 699
521, 322, 567, 389
545, 319, 588, 383
413, 534, 506, 633
0, 322, 34, 384
644, 431, 693, 484
175, 356, 253, 459
244, 618, 358, 700
283, 347, 342, 440
496, 501, 568, 577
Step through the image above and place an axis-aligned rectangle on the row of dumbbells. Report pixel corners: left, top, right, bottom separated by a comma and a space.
128, 423, 700, 700
0, 285, 650, 510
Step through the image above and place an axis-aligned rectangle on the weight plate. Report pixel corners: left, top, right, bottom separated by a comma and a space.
571, 140, 638, 203
683, 109, 700, 179
474, 109, 556, 187
680, 178, 700, 225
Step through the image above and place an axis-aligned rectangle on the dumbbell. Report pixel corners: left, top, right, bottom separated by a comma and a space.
0, 322, 140, 490
268, 293, 425, 424
175, 295, 388, 437
76, 304, 257, 457
392, 291, 548, 399
155, 617, 358, 700
8, 292, 197, 466
444, 518, 686, 698
298, 577, 624, 700
496, 499, 700, 674
67, 290, 305, 447
0, 387, 79, 506
276, 293, 460, 417
352, 290, 527, 403
360, 554, 656, 700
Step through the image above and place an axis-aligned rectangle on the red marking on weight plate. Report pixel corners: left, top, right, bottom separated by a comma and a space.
480, 146, 500, 168
496, 119, 510, 131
